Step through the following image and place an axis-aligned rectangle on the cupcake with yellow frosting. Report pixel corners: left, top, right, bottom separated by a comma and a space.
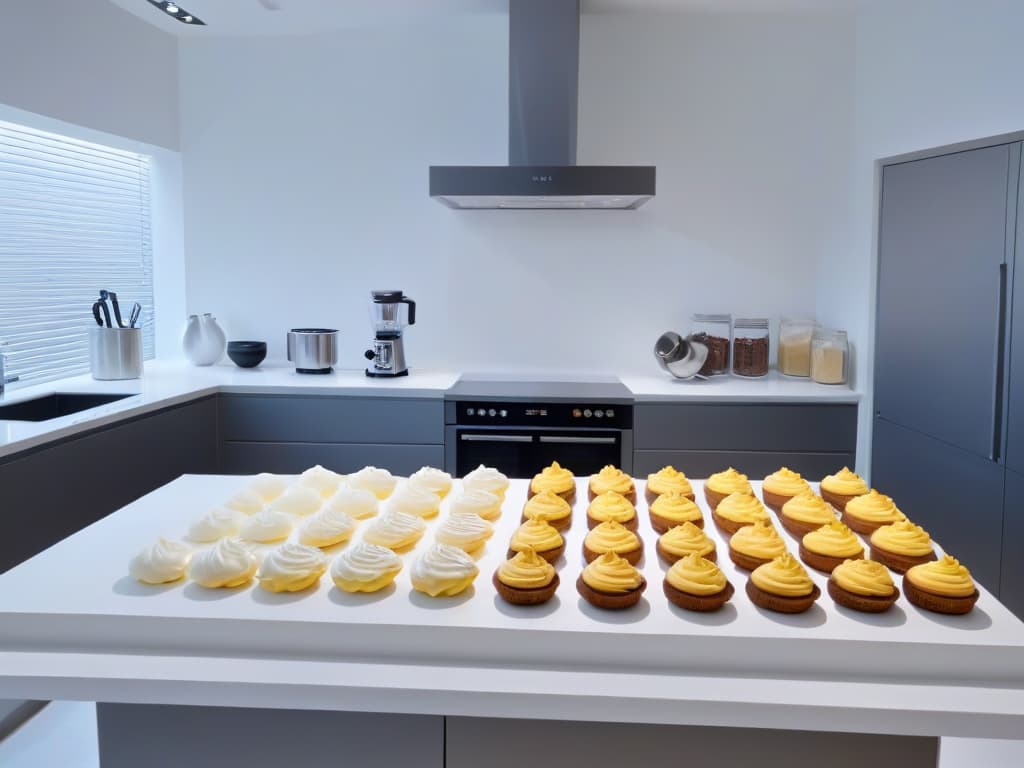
711, 492, 769, 536
656, 522, 717, 564
663, 553, 734, 612
761, 467, 811, 512
648, 491, 703, 534
869, 520, 937, 573
576, 551, 647, 610
842, 489, 905, 535
521, 490, 572, 530
508, 519, 565, 563
819, 467, 869, 511
746, 553, 821, 614
529, 461, 576, 502
583, 520, 643, 565
728, 519, 787, 571
903, 554, 979, 614
704, 467, 753, 510
586, 491, 638, 531
799, 520, 864, 574
588, 465, 636, 503
827, 559, 899, 613
645, 465, 694, 503
778, 491, 837, 538
492, 547, 559, 606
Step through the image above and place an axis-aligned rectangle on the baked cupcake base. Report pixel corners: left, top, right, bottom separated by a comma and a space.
507, 544, 565, 564
840, 512, 890, 536
704, 487, 730, 511
728, 547, 775, 572
586, 513, 638, 531
520, 513, 571, 531
799, 543, 863, 574
492, 571, 559, 606
649, 510, 704, 534
583, 543, 643, 566
762, 489, 798, 513
655, 539, 717, 565
588, 487, 637, 505
576, 575, 646, 610
820, 488, 862, 512
902, 578, 979, 615
869, 545, 937, 574
663, 579, 734, 612
827, 579, 899, 613
710, 509, 751, 536
527, 487, 575, 504
745, 580, 821, 614
778, 512, 834, 540
645, 488, 695, 505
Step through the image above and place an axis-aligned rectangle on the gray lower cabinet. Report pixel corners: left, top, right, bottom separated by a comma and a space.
1001, 470, 1024, 617
0, 396, 218, 574
872, 416, 1005, 594
218, 394, 445, 475
633, 403, 857, 479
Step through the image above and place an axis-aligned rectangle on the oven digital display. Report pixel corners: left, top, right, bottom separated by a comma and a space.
524, 408, 548, 417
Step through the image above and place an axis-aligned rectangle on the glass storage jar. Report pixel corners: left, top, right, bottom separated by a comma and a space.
810, 328, 849, 385
690, 313, 731, 376
732, 318, 770, 378
778, 317, 817, 377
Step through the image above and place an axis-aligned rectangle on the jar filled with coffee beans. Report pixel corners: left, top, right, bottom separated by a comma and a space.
732, 318, 769, 377
690, 313, 731, 376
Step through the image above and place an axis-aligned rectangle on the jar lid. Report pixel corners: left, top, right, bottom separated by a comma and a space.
692, 313, 731, 323
734, 318, 768, 329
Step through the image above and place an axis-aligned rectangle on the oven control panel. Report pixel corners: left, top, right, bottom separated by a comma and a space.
449, 401, 633, 429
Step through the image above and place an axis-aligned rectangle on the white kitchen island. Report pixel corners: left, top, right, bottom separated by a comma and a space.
0, 476, 1021, 767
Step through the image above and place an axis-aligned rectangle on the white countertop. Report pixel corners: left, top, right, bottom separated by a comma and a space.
621, 370, 861, 403
0, 476, 1019, 737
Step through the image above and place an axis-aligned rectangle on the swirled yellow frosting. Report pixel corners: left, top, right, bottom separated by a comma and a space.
587, 491, 637, 524
522, 490, 572, 526
585, 520, 641, 555
530, 461, 575, 495
715, 492, 769, 525
820, 467, 868, 496
729, 520, 787, 560
831, 559, 895, 597
581, 551, 643, 594
496, 547, 556, 589
802, 520, 863, 558
658, 522, 715, 559
751, 553, 815, 597
706, 467, 752, 496
906, 554, 975, 597
781, 491, 836, 525
763, 467, 810, 497
510, 519, 564, 553
646, 466, 693, 497
845, 489, 904, 524
590, 465, 634, 496
666, 552, 728, 596
870, 519, 934, 556
650, 492, 702, 525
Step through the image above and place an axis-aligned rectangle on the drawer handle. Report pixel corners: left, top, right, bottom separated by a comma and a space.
538, 436, 617, 445
460, 434, 533, 443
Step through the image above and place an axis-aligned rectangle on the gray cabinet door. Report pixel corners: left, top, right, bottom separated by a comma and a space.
1001, 470, 1024, 619
876, 144, 1016, 459
221, 442, 444, 476
872, 416, 1005, 593
1007, 178, 1024, 473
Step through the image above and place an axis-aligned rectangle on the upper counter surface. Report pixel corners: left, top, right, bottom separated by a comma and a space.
0, 361, 859, 459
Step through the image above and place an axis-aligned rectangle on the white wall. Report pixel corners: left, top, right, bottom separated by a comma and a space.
0, 0, 179, 150
819, 0, 1024, 474
179, 9, 856, 374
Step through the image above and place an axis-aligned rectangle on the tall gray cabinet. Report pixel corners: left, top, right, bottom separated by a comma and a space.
873, 140, 1022, 613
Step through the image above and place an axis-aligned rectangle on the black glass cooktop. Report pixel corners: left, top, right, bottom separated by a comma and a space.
445, 375, 632, 403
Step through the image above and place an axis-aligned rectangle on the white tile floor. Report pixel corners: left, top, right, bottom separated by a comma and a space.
1, 701, 1022, 768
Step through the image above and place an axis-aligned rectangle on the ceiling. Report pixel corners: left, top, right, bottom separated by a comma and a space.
108, 0, 861, 37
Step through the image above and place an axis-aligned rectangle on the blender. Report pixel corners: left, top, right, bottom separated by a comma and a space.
364, 290, 416, 377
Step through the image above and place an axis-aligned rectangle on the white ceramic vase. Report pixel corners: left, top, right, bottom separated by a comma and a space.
182, 313, 226, 366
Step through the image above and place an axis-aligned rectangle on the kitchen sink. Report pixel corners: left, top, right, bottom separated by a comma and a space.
0, 393, 134, 422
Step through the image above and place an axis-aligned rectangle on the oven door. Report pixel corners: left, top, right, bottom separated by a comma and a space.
450, 427, 624, 479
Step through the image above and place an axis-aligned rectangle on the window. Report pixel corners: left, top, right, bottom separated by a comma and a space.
0, 119, 153, 385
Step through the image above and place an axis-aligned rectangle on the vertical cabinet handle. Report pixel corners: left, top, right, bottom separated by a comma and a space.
993, 262, 1008, 462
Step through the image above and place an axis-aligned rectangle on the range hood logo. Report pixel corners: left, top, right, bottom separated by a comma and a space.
532, 175, 554, 183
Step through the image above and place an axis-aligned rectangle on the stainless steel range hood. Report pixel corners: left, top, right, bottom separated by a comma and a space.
429, 0, 655, 210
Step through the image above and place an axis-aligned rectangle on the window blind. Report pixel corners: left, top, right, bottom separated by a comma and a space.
0, 119, 154, 386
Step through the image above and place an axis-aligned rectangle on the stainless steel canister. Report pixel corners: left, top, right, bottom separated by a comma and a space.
89, 327, 143, 380
286, 328, 338, 374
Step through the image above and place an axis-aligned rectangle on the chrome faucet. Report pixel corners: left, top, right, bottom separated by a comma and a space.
0, 344, 18, 395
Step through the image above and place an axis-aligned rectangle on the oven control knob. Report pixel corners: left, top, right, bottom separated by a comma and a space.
499, 409, 508, 418
476, 408, 487, 416
466, 407, 474, 416
606, 408, 615, 419
594, 409, 605, 418
583, 409, 592, 418
488, 409, 497, 417
572, 409, 582, 418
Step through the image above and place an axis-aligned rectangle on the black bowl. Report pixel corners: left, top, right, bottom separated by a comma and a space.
227, 341, 267, 369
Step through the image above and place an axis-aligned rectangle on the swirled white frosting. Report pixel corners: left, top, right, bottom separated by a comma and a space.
462, 465, 509, 497
449, 488, 502, 520
325, 487, 379, 520
361, 509, 426, 550
407, 466, 452, 497
268, 486, 322, 516
129, 537, 192, 584
296, 464, 344, 498
189, 538, 258, 588
329, 542, 402, 586
248, 473, 289, 502
299, 506, 356, 548
435, 514, 493, 552
410, 544, 479, 597
188, 507, 245, 543
256, 542, 327, 592
240, 509, 294, 543
384, 484, 441, 518
224, 488, 265, 515
347, 466, 398, 499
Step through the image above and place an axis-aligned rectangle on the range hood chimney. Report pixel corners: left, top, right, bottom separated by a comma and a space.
429, 0, 656, 210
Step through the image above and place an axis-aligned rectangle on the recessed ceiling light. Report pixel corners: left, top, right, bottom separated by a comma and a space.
145, 0, 205, 26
